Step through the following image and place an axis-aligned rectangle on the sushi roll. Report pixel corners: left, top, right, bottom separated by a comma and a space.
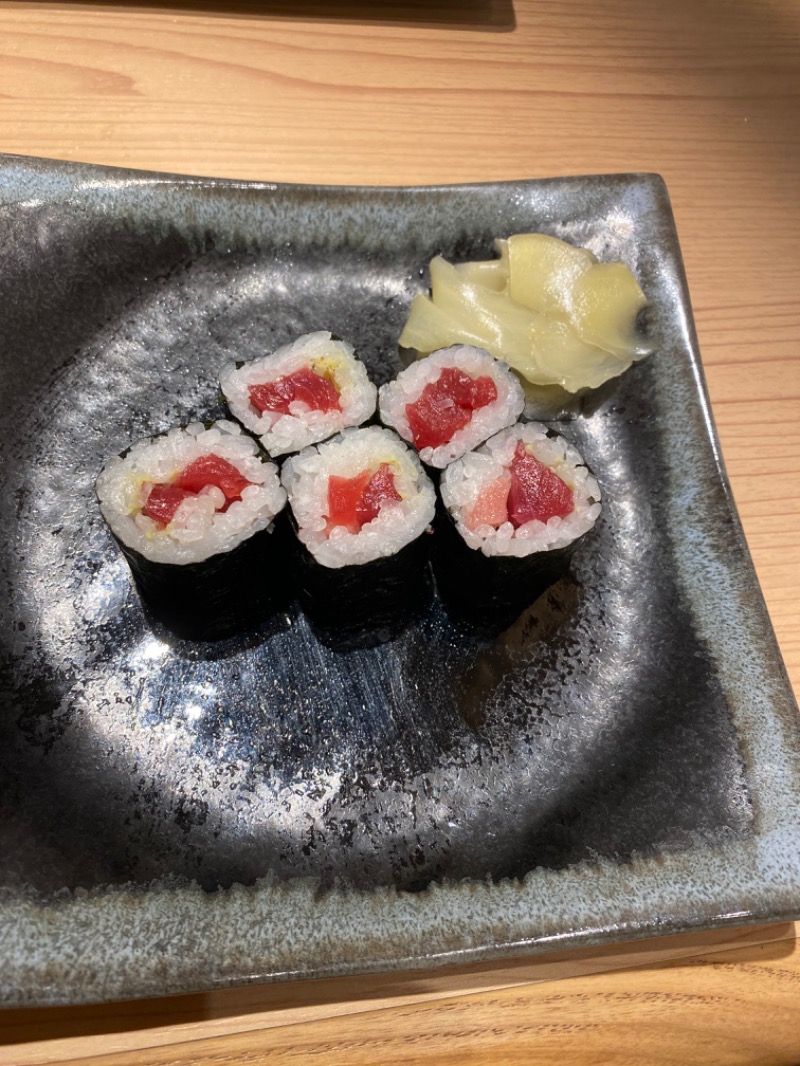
435, 422, 601, 633
281, 425, 436, 648
220, 331, 378, 457
378, 345, 525, 469
96, 420, 289, 640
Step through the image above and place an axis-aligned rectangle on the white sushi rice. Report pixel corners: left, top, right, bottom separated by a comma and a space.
96, 420, 287, 565
281, 426, 436, 569
378, 345, 526, 468
440, 422, 602, 558
220, 331, 377, 457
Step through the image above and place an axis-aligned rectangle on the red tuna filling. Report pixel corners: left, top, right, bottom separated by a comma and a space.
249, 366, 341, 416
506, 442, 574, 528
465, 472, 512, 532
142, 483, 195, 528
405, 367, 497, 450
326, 463, 402, 534
142, 454, 253, 528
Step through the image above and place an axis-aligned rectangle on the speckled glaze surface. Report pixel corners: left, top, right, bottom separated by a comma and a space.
1, 156, 799, 1007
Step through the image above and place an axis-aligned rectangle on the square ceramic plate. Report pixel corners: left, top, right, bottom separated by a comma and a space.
1, 156, 799, 1007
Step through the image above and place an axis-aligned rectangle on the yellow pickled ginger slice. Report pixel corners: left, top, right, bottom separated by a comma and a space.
398, 233, 651, 396
398, 293, 489, 354
452, 240, 510, 293
570, 261, 649, 357
507, 233, 596, 318
531, 318, 632, 393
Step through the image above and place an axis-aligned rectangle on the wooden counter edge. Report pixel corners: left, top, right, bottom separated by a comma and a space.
2, 919, 797, 1064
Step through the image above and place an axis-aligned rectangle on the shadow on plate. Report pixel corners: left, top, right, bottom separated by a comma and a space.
67, 0, 516, 31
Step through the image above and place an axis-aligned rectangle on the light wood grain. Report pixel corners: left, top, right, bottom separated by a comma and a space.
0, 0, 799, 1063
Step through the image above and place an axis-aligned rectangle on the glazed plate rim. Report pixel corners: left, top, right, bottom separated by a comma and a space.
1, 155, 799, 1008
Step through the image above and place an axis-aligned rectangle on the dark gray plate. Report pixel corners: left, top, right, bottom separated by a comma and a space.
1, 156, 799, 1007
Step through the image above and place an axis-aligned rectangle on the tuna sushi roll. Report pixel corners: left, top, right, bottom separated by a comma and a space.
281, 425, 436, 648
435, 422, 601, 633
378, 345, 525, 469
96, 420, 289, 640
220, 331, 377, 457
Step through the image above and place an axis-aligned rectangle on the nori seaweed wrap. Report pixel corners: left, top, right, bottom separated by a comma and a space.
281, 426, 436, 650
96, 420, 290, 641
435, 422, 602, 636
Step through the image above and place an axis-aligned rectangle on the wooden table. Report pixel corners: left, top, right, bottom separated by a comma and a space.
1, 0, 799, 1062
